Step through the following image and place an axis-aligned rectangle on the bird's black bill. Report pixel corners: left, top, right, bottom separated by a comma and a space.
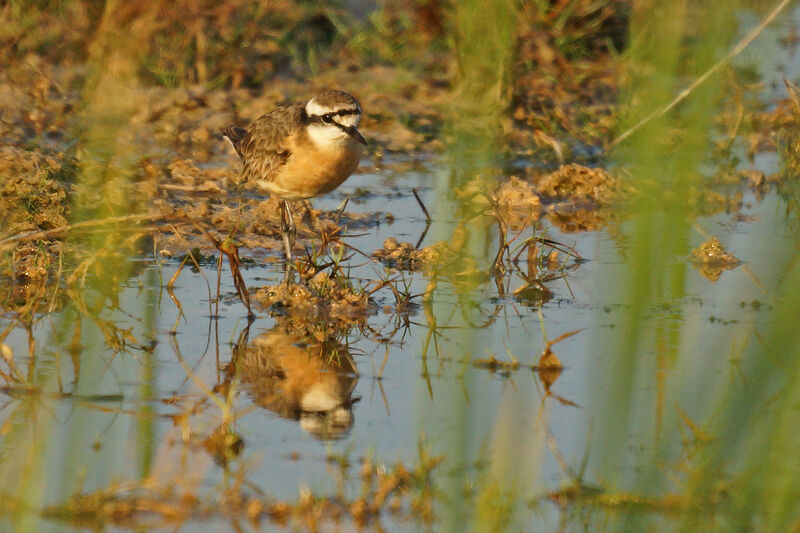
345, 126, 368, 145
315, 115, 368, 145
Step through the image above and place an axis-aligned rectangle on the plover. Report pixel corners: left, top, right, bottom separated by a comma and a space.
224, 90, 367, 260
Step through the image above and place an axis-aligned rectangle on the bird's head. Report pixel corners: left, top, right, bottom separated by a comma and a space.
305, 90, 367, 147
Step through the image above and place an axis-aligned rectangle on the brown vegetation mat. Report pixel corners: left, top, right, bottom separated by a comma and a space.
0, 146, 69, 234
511, 1, 625, 157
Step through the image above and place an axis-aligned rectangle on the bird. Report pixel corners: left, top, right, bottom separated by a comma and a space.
223, 90, 367, 261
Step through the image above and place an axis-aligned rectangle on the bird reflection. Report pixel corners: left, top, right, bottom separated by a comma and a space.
226, 322, 359, 440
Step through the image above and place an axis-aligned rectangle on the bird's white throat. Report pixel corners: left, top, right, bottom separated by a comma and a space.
307, 122, 356, 150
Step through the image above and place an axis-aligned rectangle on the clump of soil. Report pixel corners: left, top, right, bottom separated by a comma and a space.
371, 238, 482, 283
494, 164, 620, 231
372, 238, 440, 271
253, 271, 368, 324
495, 176, 543, 228
690, 237, 740, 281
536, 163, 618, 202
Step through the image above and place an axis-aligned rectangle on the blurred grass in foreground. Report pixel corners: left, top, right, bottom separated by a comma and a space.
433, 0, 800, 531
0, 2, 156, 530
593, 0, 800, 531
429, 0, 532, 531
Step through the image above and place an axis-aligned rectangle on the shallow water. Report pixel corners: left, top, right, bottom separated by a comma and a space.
2, 145, 796, 531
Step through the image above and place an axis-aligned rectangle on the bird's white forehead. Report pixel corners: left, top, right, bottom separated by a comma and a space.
305, 98, 361, 117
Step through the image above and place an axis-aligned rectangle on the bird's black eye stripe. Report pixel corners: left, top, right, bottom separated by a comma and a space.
310, 109, 359, 121
332, 109, 359, 117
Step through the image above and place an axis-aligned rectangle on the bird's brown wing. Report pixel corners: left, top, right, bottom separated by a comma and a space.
235, 104, 304, 186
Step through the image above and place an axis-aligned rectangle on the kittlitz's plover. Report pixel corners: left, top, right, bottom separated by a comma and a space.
224, 90, 366, 260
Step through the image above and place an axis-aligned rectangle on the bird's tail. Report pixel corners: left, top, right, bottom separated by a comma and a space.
222, 125, 247, 158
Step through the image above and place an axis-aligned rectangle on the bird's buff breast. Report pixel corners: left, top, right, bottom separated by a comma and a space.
262, 138, 363, 200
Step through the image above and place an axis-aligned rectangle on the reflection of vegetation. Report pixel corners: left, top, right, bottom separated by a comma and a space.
42, 440, 443, 530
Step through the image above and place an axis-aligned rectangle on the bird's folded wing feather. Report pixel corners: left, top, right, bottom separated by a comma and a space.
238, 104, 303, 184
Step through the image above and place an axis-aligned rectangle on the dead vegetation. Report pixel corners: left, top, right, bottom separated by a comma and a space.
254, 270, 369, 324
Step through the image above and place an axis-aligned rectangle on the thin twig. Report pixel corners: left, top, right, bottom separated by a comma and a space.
334, 196, 349, 224
191, 222, 253, 317
412, 188, 431, 222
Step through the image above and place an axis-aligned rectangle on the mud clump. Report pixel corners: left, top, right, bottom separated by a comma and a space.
494, 164, 619, 231
372, 238, 440, 270
253, 271, 368, 325
690, 237, 740, 281
373, 235, 489, 288
494, 176, 543, 228
535, 164, 617, 203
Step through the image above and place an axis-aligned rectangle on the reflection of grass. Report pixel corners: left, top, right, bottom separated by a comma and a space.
40, 443, 443, 530
429, 0, 525, 530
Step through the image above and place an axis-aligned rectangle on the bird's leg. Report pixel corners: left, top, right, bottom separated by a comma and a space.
334, 196, 349, 225
280, 200, 296, 261
286, 201, 297, 250
300, 199, 321, 232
